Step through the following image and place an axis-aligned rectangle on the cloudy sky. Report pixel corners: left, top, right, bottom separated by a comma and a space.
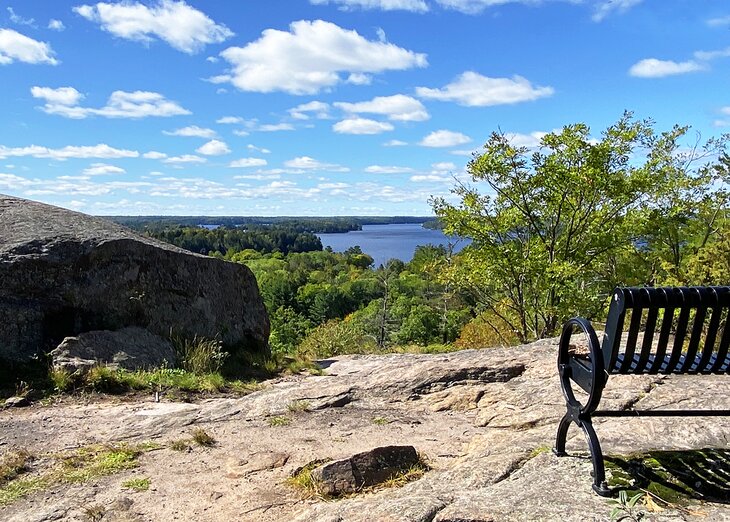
1, 0, 728, 216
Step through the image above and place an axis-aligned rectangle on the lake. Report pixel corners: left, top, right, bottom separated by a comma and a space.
318, 223, 470, 267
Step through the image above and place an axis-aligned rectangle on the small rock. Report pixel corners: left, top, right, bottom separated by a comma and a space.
4, 396, 30, 408
310, 445, 420, 496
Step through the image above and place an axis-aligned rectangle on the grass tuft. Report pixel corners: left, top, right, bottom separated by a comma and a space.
0, 442, 157, 507
0, 449, 33, 486
287, 459, 331, 498
268, 415, 291, 427
122, 477, 150, 492
287, 400, 311, 413
171, 334, 228, 375
191, 428, 216, 447
169, 439, 191, 452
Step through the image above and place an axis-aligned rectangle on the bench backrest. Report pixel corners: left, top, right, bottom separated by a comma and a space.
601, 286, 730, 375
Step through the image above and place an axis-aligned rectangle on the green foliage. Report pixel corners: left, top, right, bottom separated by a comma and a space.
49, 368, 73, 393
268, 415, 291, 427
122, 477, 150, 491
146, 224, 323, 256
455, 312, 520, 349
48, 366, 259, 396
434, 113, 730, 341
297, 318, 377, 359
171, 334, 228, 375
0, 442, 157, 507
0, 449, 32, 486
608, 491, 646, 521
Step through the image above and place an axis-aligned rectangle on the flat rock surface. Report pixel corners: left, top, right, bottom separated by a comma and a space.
1, 339, 728, 521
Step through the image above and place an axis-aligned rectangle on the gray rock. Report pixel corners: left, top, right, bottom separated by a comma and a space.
4, 396, 29, 407
310, 445, 420, 496
49, 327, 176, 372
0, 195, 269, 363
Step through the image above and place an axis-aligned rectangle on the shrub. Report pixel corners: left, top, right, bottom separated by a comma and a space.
171, 335, 228, 375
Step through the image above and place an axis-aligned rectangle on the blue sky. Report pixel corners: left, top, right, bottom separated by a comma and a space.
1, 0, 728, 216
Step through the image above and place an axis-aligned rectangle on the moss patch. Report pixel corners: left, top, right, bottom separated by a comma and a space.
0, 442, 158, 507
606, 448, 730, 505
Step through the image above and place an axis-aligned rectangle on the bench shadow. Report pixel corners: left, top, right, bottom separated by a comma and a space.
605, 448, 730, 504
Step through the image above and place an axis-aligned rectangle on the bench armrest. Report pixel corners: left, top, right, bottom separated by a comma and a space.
558, 317, 607, 416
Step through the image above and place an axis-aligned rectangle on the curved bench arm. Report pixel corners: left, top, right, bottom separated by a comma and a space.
558, 317, 606, 416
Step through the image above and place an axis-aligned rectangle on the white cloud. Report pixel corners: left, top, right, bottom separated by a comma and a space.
383, 139, 407, 147
346, 73, 372, 85
505, 131, 547, 148
48, 19, 65, 31
163, 154, 206, 164
229, 157, 268, 168
0, 28, 58, 65
284, 156, 350, 172
7, 7, 35, 27
628, 58, 705, 78
289, 101, 331, 120
417, 71, 553, 106
334, 94, 429, 121
364, 165, 414, 174
309, 0, 429, 12
232, 130, 250, 137
30, 86, 83, 106
450, 149, 476, 156
0, 172, 38, 189
693, 47, 730, 62
592, 0, 643, 22
143, 151, 167, 159
196, 139, 231, 155
247, 144, 271, 154
420, 130, 471, 148
218, 19, 427, 95
0, 143, 139, 160
258, 123, 295, 132
217, 116, 245, 124
410, 174, 451, 182
163, 125, 216, 138
73, 0, 233, 54
707, 16, 730, 27
82, 163, 126, 176
333, 118, 394, 135
31, 87, 190, 118
431, 161, 457, 171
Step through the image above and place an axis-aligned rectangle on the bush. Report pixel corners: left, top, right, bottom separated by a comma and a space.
171, 335, 228, 374
454, 312, 519, 349
297, 319, 377, 359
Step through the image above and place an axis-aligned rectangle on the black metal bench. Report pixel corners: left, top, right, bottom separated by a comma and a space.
553, 286, 730, 496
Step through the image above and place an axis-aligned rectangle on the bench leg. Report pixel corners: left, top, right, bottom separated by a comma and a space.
552, 412, 571, 457
580, 419, 611, 497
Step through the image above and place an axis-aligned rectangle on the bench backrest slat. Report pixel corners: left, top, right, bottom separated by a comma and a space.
649, 301, 674, 374
711, 310, 730, 373
696, 301, 721, 372
601, 286, 730, 375
682, 289, 708, 372
634, 305, 658, 373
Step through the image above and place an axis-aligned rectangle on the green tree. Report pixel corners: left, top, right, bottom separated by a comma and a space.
433, 113, 728, 342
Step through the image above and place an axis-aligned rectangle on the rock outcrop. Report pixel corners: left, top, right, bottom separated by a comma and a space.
49, 327, 176, 372
2, 340, 728, 521
0, 195, 269, 363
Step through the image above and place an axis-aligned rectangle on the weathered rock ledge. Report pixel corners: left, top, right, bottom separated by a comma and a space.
1, 339, 728, 521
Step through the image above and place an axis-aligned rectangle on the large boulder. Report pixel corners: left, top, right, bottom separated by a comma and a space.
50, 327, 177, 373
0, 195, 270, 363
